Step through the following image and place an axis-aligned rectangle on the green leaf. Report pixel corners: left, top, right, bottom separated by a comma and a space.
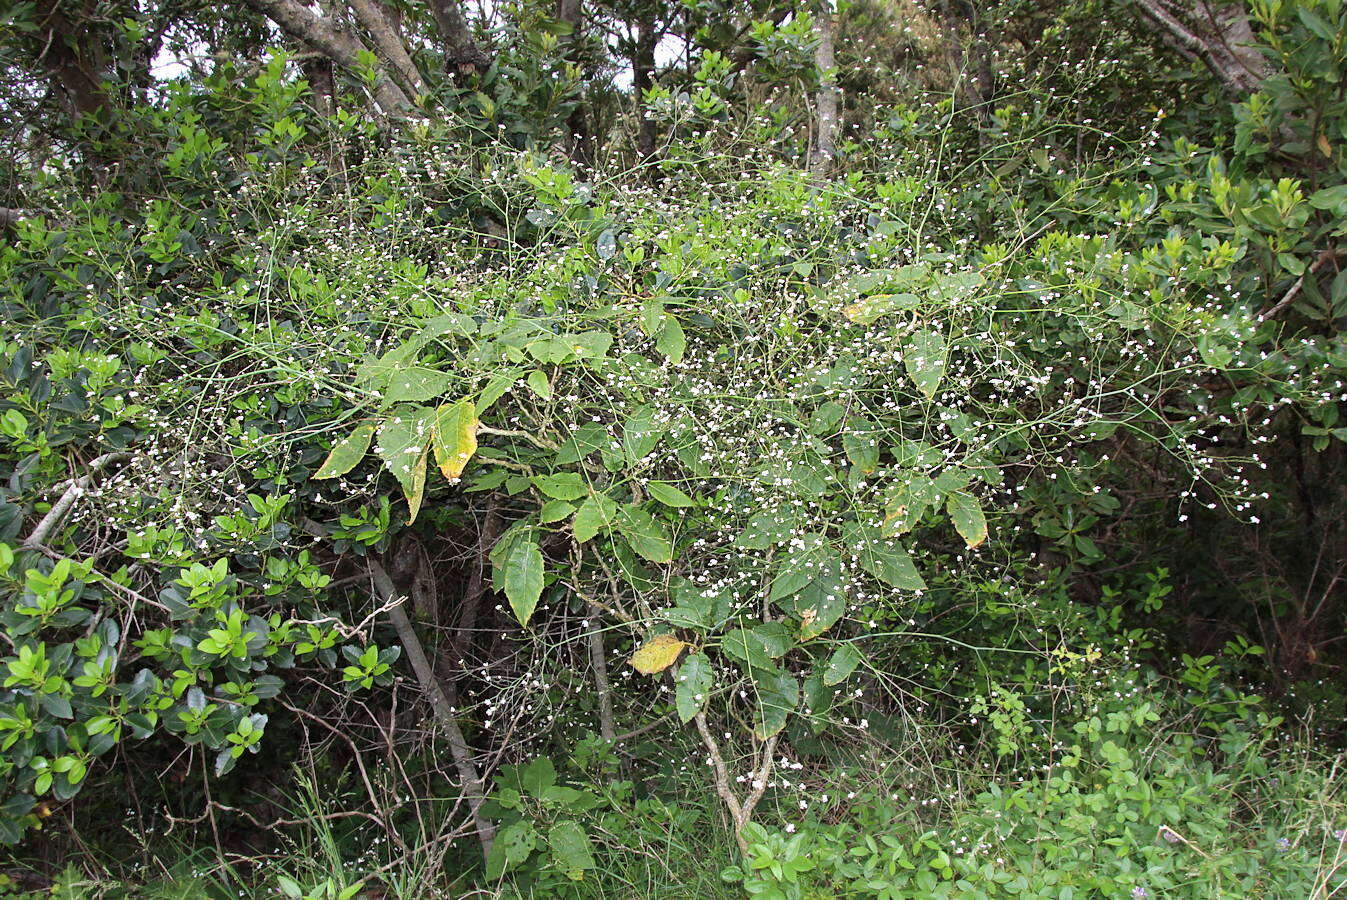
519, 756, 557, 795
675, 652, 713, 723
904, 328, 947, 400
548, 820, 596, 879
572, 492, 618, 542
647, 482, 696, 507
431, 399, 478, 480
376, 410, 431, 522
844, 522, 926, 591
1309, 184, 1347, 213
526, 369, 552, 400
539, 499, 576, 523
753, 670, 798, 740
503, 540, 544, 625
946, 491, 987, 548
824, 644, 863, 686
533, 472, 588, 500
500, 820, 538, 866
616, 506, 673, 563
622, 404, 663, 464
792, 559, 847, 640
842, 422, 881, 473
767, 536, 829, 601
383, 366, 452, 404
314, 422, 376, 479
656, 316, 686, 364
478, 370, 521, 412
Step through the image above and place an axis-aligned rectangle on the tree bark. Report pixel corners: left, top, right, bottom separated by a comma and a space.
347, 0, 427, 99
633, 19, 658, 161
32, 0, 113, 122
1133, 0, 1269, 93
241, 0, 412, 113
428, 0, 490, 77
809, 6, 839, 179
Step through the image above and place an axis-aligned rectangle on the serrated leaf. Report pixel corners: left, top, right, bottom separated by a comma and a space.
503, 540, 544, 625
533, 472, 588, 500
616, 505, 673, 563
630, 633, 686, 674
904, 328, 946, 400
792, 559, 847, 640
675, 652, 713, 723
844, 522, 926, 591
647, 482, 696, 507
479, 370, 521, 412
539, 499, 576, 523
824, 644, 862, 685
314, 422, 376, 479
572, 492, 617, 542
383, 366, 452, 404
946, 491, 987, 548
431, 399, 478, 480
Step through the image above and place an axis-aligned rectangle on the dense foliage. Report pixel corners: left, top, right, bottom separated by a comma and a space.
1, 0, 1347, 896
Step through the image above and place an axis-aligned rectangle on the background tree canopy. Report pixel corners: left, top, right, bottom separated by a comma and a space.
2, 0, 1347, 896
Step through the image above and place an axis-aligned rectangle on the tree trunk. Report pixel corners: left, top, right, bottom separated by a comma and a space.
809, 6, 839, 179
428, 0, 490, 78
241, 0, 412, 113
348, 0, 427, 100
1133, 0, 1269, 93
32, 0, 113, 122
633, 19, 658, 161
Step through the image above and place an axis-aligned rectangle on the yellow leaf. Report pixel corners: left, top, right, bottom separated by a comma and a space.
629, 633, 686, 675
432, 399, 479, 480
1318, 132, 1332, 159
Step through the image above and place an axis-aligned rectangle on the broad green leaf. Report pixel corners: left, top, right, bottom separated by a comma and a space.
767, 535, 829, 601
526, 369, 552, 400
616, 506, 673, 563
824, 644, 863, 686
842, 422, 881, 473
647, 482, 696, 507
843, 292, 920, 324
548, 820, 596, 879
503, 540, 544, 625
539, 499, 576, 523
519, 756, 557, 795
478, 370, 521, 412
532, 472, 588, 500
946, 491, 988, 548
431, 399, 478, 480
500, 820, 537, 867
383, 366, 452, 404
376, 410, 432, 522
629, 633, 686, 674
314, 422, 375, 479
844, 522, 926, 591
753, 670, 798, 740
622, 404, 663, 463
572, 492, 618, 542
675, 652, 713, 723
656, 316, 686, 364
793, 559, 847, 640
904, 328, 947, 400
